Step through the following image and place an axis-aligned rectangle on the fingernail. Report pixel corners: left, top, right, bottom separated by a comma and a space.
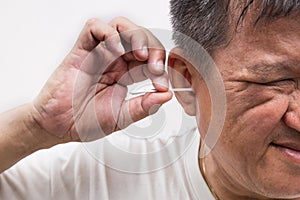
117, 43, 125, 54
156, 60, 165, 71
141, 46, 148, 56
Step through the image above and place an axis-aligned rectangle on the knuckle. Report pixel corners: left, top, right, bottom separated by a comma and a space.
137, 25, 147, 32
142, 30, 164, 49
113, 16, 129, 23
106, 29, 119, 39
85, 18, 99, 27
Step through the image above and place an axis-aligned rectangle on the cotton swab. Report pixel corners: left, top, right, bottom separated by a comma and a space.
130, 88, 193, 95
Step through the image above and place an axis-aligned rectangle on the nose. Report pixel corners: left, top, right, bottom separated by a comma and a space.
284, 92, 300, 132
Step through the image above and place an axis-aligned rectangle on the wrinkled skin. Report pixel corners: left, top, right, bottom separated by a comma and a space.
199, 14, 300, 199
32, 17, 172, 143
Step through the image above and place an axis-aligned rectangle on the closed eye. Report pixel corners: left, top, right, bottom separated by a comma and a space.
262, 79, 296, 87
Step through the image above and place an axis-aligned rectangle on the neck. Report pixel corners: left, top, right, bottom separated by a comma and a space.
198, 142, 283, 200
199, 154, 252, 200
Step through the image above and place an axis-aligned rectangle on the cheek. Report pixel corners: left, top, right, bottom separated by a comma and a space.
225, 85, 289, 142
214, 84, 290, 174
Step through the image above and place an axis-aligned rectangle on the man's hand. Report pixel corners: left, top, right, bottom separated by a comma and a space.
32, 17, 172, 143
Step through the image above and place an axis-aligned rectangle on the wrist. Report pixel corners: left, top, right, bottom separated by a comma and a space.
24, 103, 65, 151
0, 103, 62, 172
2, 103, 62, 157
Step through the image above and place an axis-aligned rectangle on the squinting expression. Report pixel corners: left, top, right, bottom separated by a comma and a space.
199, 14, 300, 199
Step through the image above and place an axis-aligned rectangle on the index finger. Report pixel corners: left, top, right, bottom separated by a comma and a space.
144, 29, 166, 76
109, 17, 166, 75
74, 18, 125, 55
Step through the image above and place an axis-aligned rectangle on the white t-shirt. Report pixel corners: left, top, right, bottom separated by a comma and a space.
0, 127, 214, 200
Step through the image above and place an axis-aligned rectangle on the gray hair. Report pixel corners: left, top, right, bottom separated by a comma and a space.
170, 0, 300, 53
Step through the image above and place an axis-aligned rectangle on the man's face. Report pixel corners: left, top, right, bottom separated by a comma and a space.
198, 14, 300, 198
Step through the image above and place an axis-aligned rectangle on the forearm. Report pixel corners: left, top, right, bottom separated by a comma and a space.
0, 103, 61, 173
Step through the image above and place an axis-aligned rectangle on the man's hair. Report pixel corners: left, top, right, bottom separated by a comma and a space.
170, 0, 300, 53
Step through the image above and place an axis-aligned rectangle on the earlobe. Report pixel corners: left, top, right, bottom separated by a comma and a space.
168, 48, 196, 116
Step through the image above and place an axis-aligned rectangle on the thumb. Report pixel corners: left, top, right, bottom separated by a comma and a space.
117, 92, 173, 129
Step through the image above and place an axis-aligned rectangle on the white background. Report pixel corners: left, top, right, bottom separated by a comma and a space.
0, 0, 199, 187
0, 0, 173, 112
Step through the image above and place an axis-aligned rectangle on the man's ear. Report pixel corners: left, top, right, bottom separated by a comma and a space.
168, 47, 196, 116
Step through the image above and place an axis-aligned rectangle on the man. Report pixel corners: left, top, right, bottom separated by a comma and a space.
0, 0, 300, 199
